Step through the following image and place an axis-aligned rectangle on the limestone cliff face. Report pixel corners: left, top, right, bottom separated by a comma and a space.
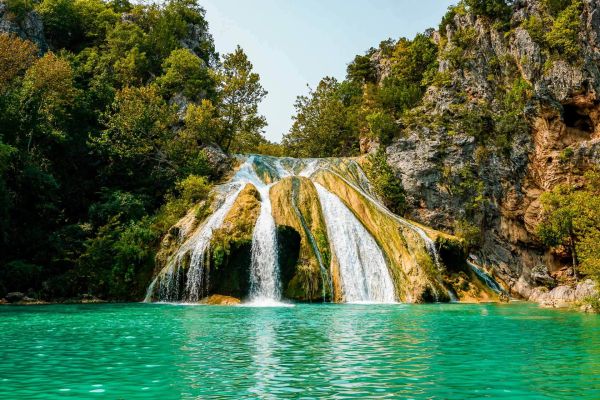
0, 3, 47, 52
381, 0, 600, 299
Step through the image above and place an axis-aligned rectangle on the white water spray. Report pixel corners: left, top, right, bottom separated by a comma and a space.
248, 183, 282, 304
315, 183, 396, 303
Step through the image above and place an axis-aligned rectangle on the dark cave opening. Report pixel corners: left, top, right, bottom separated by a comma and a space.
563, 104, 594, 133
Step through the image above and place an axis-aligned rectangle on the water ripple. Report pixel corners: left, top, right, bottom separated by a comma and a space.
0, 303, 598, 399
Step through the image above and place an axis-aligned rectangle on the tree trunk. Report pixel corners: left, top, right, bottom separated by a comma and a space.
569, 232, 579, 279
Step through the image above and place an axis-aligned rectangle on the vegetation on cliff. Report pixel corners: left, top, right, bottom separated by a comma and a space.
538, 171, 600, 282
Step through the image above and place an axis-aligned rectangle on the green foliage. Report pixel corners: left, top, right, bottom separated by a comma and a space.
545, 0, 583, 60
182, 100, 222, 145
4, 0, 36, 21
523, 15, 546, 44
347, 53, 377, 84
282, 77, 360, 157
0, 1, 272, 300
286, 32, 436, 156
218, 46, 268, 153
156, 48, 214, 100
464, 0, 513, 21
0, 34, 37, 91
88, 190, 147, 226
377, 77, 422, 117
364, 150, 407, 215
538, 170, 600, 278
176, 174, 210, 204
390, 33, 438, 87
454, 219, 482, 249
366, 111, 397, 145
542, 0, 573, 16
36, 0, 83, 49
96, 85, 175, 160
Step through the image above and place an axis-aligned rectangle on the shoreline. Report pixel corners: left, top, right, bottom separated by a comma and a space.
1, 298, 596, 313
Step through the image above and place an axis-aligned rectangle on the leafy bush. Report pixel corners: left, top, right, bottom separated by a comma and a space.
464, 0, 513, 20
545, 0, 583, 59
176, 174, 210, 204
365, 150, 407, 215
538, 170, 600, 278
366, 111, 397, 145
543, 0, 574, 16
454, 219, 482, 249
157, 48, 214, 100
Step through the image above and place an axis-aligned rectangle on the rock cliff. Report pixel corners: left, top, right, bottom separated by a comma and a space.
381, 0, 600, 303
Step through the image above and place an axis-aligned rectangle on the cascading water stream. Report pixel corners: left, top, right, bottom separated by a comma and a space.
315, 183, 396, 303
145, 181, 245, 302
145, 155, 462, 305
325, 167, 442, 265
322, 165, 451, 300
467, 259, 504, 294
248, 182, 282, 304
291, 178, 333, 301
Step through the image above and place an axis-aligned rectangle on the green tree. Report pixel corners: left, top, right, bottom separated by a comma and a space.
36, 0, 83, 49
96, 85, 175, 161
182, 99, 222, 145
156, 48, 214, 101
347, 53, 377, 84
20, 52, 78, 151
282, 77, 359, 157
464, 0, 513, 20
538, 171, 600, 277
217, 46, 267, 152
0, 34, 38, 91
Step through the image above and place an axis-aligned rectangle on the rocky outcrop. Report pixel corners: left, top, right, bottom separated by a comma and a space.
0, 3, 47, 52
529, 279, 597, 308
203, 144, 232, 179
382, 0, 600, 306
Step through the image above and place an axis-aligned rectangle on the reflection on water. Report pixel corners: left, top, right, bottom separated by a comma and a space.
0, 303, 599, 399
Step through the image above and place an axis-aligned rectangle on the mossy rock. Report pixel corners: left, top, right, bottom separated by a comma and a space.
446, 269, 499, 303
201, 294, 241, 305
207, 183, 261, 298
271, 177, 332, 301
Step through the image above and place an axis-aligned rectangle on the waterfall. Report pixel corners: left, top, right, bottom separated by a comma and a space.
279, 160, 333, 301
184, 183, 246, 302
144, 155, 461, 305
248, 183, 281, 304
315, 183, 396, 303
323, 168, 442, 266
147, 182, 245, 302
146, 157, 271, 303
468, 260, 504, 294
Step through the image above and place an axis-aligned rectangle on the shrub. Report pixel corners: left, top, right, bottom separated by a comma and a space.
365, 150, 407, 215
545, 0, 583, 60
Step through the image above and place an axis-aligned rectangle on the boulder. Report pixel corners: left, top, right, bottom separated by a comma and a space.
203, 144, 232, 179
5, 292, 24, 303
201, 294, 241, 305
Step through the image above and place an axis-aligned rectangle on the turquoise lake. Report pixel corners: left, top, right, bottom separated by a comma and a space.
1, 303, 599, 399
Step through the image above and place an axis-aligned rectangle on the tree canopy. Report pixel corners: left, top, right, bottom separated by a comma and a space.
0, 0, 270, 300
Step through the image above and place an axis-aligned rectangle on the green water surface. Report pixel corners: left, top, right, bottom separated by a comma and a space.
0, 302, 599, 399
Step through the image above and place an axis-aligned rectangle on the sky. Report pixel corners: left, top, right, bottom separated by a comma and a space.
200, 0, 456, 142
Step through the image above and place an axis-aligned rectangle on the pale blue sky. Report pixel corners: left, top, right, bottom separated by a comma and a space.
200, 0, 456, 142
